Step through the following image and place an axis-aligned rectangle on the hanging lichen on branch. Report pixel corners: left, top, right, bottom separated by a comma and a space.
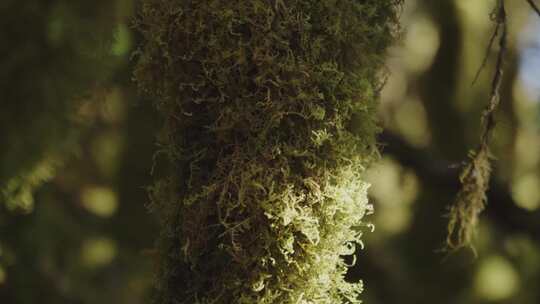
134, 0, 401, 303
446, 0, 507, 252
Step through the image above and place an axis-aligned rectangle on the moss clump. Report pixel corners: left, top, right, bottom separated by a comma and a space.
446, 148, 491, 253
0, 0, 128, 210
134, 1, 400, 303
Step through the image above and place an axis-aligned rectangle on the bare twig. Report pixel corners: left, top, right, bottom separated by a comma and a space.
482, 0, 507, 143
526, 0, 540, 17
472, 17, 502, 85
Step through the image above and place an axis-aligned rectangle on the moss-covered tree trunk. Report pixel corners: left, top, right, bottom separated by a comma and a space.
134, 1, 400, 303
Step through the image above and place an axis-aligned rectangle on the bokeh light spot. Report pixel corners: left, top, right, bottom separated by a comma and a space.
474, 255, 520, 301
81, 237, 117, 268
366, 157, 419, 234
403, 15, 440, 73
81, 186, 118, 218
511, 174, 540, 211
111, 24, 132, 56
0, 266, 6, 285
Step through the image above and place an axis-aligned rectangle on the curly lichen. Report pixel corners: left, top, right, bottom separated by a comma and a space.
0, 0, 128, 210
134, 1, 401, 303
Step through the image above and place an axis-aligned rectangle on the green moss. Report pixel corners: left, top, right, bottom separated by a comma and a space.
0, 0, 127, 210
134, 1, 401, 303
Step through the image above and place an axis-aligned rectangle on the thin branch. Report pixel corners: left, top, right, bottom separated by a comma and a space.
472, 18, 501, 85
482, 0, 507, 143
526, 0, 540, 17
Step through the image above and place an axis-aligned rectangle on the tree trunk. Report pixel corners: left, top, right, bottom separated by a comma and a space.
134, 1, 401, 303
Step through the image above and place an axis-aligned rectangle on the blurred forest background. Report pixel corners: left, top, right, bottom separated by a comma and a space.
1, 0, 540, 303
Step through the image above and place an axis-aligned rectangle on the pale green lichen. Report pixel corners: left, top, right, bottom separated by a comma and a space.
134, 1, 401, 303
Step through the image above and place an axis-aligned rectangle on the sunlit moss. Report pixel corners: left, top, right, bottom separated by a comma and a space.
134, 0, 401, 303
474, 255, 520, 301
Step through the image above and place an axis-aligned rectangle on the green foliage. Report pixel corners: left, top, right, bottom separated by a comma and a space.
134, 1, 400, 303
0, 0, 128, 210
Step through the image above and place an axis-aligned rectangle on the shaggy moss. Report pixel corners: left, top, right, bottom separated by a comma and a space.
0, 0, 128, 211
134, 1, 400, 303
446, 148, 491, 252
